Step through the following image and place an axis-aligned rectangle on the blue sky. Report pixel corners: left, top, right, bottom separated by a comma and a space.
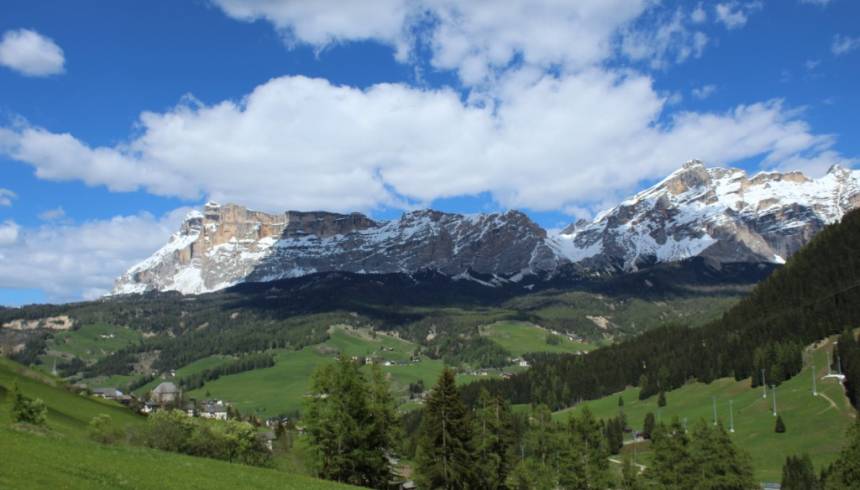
0, 0, 858, 304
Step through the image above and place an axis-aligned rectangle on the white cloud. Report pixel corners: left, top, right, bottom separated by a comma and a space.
210, 0, 668, 85
0, 29, 65, 77
714, 2, 763, 30
621, 8, 709, 70
691, 4, 707, 23
692, 84, 717, 99
799, 0, 833, 6
0, 72, 850, 214
0, 188, 15, 206
0, 220, 19, 246
0, 209, 189, 302
832, 34, 860, 56
38, 207, 65, 221
804, 59, 821, 70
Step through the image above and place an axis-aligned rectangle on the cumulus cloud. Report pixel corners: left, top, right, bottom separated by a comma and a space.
212, 0, 677, 84
0, 209, 189, 302
0, 29, 65, 77
38, 207, 66, 221
0, 73, 850, 214
714, 2, 763, 30
0, 188, 15, 206
621, 8, 709, 70
0, 220, 19, 246
691, 4, 707, 23
832, 34, 860, 56
692, 84, 717, 99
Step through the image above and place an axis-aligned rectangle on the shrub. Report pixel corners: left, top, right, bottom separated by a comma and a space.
12, 383, 47, 426
88, 414, 124, 444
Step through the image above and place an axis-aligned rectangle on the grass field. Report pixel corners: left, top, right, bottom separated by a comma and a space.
186, 326, 496, 416
131, 355, 236, 396
0, 357, 356, 490
38, 323, 143, 369
555, 338, 857, 482
480, 321, 595, 356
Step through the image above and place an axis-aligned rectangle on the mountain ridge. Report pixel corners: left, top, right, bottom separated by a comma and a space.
114, 161, 860, 295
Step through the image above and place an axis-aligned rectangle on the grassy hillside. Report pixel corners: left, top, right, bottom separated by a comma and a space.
480, 321, 595, 356
555, 338, 856, 482
0, 357, 357, 490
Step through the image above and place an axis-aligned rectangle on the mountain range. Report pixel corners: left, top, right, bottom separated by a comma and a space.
113, 160, 860, 295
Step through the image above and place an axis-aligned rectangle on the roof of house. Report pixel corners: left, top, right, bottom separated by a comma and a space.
152, 382, 179, 394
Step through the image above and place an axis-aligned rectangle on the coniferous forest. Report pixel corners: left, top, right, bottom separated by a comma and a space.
461, 208, 860, 411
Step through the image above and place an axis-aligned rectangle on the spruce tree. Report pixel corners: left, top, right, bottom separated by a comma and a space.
620, 453, 641, 490
304, 356, 394, 488
775, 415, 786, 433
642, 412, 655, 439
645, 419, 690, 490
416, 368, 476, 489
473, 389, 514, 490
688, 421, 756, 490
781, 454, 819, 490
823, 418, 860, 489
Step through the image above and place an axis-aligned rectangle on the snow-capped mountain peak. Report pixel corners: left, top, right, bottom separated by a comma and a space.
113, 162, 860, 295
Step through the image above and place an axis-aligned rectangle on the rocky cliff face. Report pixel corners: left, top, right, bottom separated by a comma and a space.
114, 204, 561, 294
553, 161, 860, 271
113, 161, 860, 295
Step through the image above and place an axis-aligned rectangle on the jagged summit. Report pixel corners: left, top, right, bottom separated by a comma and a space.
113, 162, 860, 295
554, 161, 860, 271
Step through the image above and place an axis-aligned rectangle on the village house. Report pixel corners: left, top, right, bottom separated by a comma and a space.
150, 381, 180, 406
200, 400, 229, 420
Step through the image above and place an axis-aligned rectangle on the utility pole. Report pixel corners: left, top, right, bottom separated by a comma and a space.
761, 369, 767, 399
729, 400, 735, 433
827, 351, 832, 375
772, 385, 777, 416
837, 353, 843, 375
712, 396, 718, 425
812, 364, 818, 396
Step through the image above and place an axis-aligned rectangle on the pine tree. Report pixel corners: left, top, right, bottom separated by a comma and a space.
823, 418, 860, 489
687, 421, 756, 490
620, 453, 641, 490
642, 412, 655, 439
781, 454, 819, 490
577, 407, 612, 489
658, 390, 667, 407
304, 356, 394, 488
775, 414, 786, 433
473, 389, 514, 490
645, 419, 690, 490
416, 368, 476, 489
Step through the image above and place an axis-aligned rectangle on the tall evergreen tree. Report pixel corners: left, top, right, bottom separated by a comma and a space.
642, 412, 656, 439
473, 389, 514, 490
687, 421, 757, 490
559, 407, 611, 490
781, 454, 819, 490
304, 356, 395, 488
823, 418, 860, 489
645, 419, 690, 490
416, 368, 476, 489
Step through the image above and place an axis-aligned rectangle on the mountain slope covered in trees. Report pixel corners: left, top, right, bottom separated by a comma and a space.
463, 207, 860, 410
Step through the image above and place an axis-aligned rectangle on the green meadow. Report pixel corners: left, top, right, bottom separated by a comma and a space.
480, 321, 596, 357
554, 338, 856, 482
0, 357, 357, 490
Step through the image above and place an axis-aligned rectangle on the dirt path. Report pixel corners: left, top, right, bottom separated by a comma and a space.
609, 457, 646, 473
